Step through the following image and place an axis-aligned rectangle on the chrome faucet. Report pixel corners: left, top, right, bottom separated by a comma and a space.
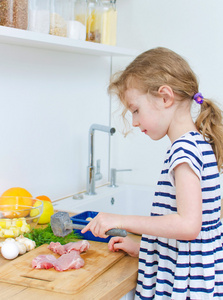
95, 159, 102, 181
86, 124, 116, 195
108, 168, 132, 188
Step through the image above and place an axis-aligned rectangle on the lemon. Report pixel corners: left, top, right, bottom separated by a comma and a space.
30, 200, 42, 217
37, 200, 54, 224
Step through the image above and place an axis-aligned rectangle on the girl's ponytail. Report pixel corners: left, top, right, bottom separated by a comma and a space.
195, 99, 223, 172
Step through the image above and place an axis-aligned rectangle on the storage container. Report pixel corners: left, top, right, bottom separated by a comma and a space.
0, 0, 28, 30
70, 211, 111, 242
67, 0, 87, 40
86, 0, 103, 43
28, 0, 51, 34
50, 0, 70, 37
101, 0, 117, 45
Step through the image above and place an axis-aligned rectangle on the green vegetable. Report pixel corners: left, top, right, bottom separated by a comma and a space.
24, 224, 82, 247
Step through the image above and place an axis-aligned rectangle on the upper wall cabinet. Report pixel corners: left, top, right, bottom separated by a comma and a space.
0, 26, 139, 57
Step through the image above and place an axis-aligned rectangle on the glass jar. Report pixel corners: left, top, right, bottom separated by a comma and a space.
50, 0, 70, 37
67, 0, 87, 40
101, 0, 117, 46
28, 0, 51, 34
0, 0, 28, 30
86, 0, 103, 43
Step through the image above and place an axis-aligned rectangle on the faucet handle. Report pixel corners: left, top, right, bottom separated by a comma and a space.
95, 159, 102, 181
108, 168, 132, 188
96, 159, 101, 173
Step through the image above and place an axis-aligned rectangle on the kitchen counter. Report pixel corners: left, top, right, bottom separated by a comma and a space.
0, 232, 140, 300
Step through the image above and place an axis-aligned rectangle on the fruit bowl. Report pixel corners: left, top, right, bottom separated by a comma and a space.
0, 197, 43, 238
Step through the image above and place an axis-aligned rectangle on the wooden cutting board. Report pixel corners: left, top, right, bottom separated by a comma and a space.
0, 241, 125, 294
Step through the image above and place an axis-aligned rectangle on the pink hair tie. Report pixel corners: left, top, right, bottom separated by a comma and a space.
193, 92, 204, 104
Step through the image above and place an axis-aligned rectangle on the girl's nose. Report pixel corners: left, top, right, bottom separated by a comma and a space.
132, 118, 140, 127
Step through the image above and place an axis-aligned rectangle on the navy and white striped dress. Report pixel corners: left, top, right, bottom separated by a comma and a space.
135, 131, 223, 299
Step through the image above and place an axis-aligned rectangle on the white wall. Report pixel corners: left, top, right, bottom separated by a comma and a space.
111, 0, 223, 192
0, 0, 223, 200
0, 43, 112, 199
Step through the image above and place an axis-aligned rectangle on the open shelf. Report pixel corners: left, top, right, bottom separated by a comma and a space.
0, 26, 139, 56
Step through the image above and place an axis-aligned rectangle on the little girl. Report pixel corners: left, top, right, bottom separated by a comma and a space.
82, 47, 223, 299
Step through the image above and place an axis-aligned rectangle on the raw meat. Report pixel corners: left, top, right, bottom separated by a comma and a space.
32, 240, 90, 271
48, 240, 90, 255
53, 250, 85, 271
32, 254, 57, 269
65, 240, 90, 253
47, 242, 66, 255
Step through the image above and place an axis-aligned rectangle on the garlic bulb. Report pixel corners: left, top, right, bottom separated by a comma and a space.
15, 235, 36, 251
4, 238, 15, 243
15, 241, 27, 255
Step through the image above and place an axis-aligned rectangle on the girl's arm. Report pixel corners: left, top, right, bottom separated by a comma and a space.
82, 163, 202, 240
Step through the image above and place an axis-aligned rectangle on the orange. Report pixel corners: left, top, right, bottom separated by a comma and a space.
0, 187, 33, 218
2, 187, 32, 198
36, 195, 52, 203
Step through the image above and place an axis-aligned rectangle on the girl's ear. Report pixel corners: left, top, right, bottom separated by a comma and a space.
158, 85, 174, 108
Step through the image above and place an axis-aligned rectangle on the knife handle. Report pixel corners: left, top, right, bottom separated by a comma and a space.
105, 228, 127, 237
71, 224, 127, 237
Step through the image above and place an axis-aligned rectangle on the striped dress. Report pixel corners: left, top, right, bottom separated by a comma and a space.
135, 131, 223, 299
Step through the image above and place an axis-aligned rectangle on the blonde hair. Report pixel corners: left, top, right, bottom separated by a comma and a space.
108, 47, 223, 172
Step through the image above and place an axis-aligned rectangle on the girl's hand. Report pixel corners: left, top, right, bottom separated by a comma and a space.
108, 236, 140, 257
81, 212, 123, 238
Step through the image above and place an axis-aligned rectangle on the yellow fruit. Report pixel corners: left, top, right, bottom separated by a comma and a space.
14, 219, 23, 227
0, 187, 33, 218
0, 220, 6, 228
30, 200, 42, 217
37, 200, 54, 224
0, 217, 30, 237
20, 223, 31, 233
3, 229, 14, 238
